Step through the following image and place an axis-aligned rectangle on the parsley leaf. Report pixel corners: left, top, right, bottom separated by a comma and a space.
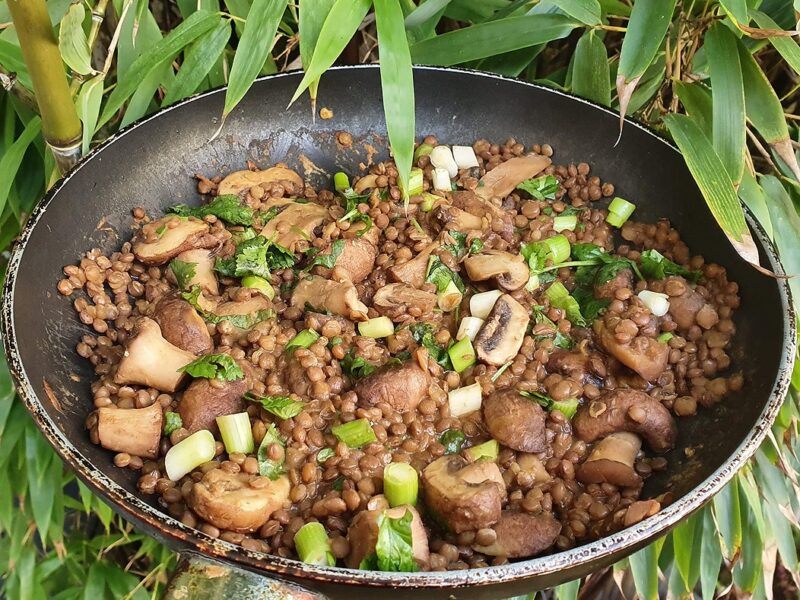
256, 424, 286, 480
179, 353, 244, 380
169, 259, 196, 290
531, 305, 573, 349
409, 323, 452, 370
442, 230, 484, 259
317, 448, 335, 463
168, 195, 254, 225
340, 351, 378, 379
214, 235, 296, 280
440, 429, 466, 454
519, 390, 579, 419
182, 286, 274, 328
338, 188, 374, 237
639, 249, 701, 283
425, 255, 465, 293
163, 412, 183, 435
307, 239, 345, 270
359, 509, 418, 572
244, 393, 304, 420
516, 175, 559, 200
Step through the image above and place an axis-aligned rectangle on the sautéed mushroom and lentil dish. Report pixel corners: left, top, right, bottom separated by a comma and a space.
60, 136, 742, 571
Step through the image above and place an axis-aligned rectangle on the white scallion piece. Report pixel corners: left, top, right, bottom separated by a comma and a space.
165, 430, 216, 481
432, 167, 452, 191
452, 145, 479, 169
638, 290, 670, 317
456, 316, 485, 341
469, 289, 503, 319
430, 145, 459, 178
448, 383, 483, 417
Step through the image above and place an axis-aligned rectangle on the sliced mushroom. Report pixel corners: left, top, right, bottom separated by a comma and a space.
475, 154, 552, 200
387, 242, 439, 288
435, 204, 484, 232
573, 389, 677, 453
546, 349, 607, 385
594, 320, 669, 382
450, 191, 513, 242
667, 281, 714, 331
472, 511, 561, 558
594, 268, 633, 300
464, 251, 529, 291
188, 468, 291, 533
623, 499, 661, 526
291, 276, 368, 321
483, 389, 547, 453
516, 453, 550, 485
355, 358, 430, 412
474, 294, 530, 366
422, 455, 506, 533
133, 216, 215, 266
177, 363, 252, 433
173, 248, 219, 295
372, 283, 437, 322
345, 505, 430, 569
577, 432, 642, 488
214, 295, 274, 336
95, 401, 162, 459
335, 238, 377, 283
261, 202, 328, 252
114, 317, 196, 392
217, 166, 303, 197
152, 294, 213, 355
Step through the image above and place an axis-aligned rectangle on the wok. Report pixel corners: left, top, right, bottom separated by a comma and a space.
1, 66, 795, 599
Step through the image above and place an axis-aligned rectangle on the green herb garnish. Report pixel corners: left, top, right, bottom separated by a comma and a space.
179, 353, 244, 380
516, 174, 559, 200
244, 393, 304, 420
169, 259, 196, 290
168, 194, 254, 225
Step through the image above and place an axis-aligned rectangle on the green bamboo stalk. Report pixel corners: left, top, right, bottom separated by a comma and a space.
7, 0, 82, 172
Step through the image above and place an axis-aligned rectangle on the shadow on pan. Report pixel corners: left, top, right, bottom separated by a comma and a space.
1, 66, 795, 599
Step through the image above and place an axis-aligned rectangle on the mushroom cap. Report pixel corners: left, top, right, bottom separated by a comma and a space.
546, 348, 607, 385
260, 202, 327, 252
387, 242, 439, 288
345, 505, 430, 569
152, 293, 213, 355
355, 359, 430, 413
133, 216, 214, 266
472, 511, 561, 558
373, 283, 437, 322
475, 154, 552, 200
463, 251, 529, 291
450, 191, 514, 242
335, 238, 377, 283
173, 248, 219, 295
594, 319, 669, 382
577, 431, 642, 488
188, 468, 291, 533
95, 401, 163, 459
667, 280, 705, 330
436, 205, 484, 232
217, 166, 303, 197
291, 276, 368, 321
474, 294, 530, 366
176, 363, 252, 433
483, 389, 547, 453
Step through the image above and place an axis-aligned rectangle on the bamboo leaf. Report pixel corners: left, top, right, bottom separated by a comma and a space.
163, 18, 230, 107
699, 508, 723, 600
761, 175, 800, 301
750, 10, 800, 76
663, 113, 760, 268
706, 22, 746, 185
76, 75, 104, 155
764, 499, 799, 573
554, 579, 581, 600
671, 512, 698, 590
738, 169, 773, 238
673, 80, 713, 140
713, 479, 743, 560
298, 0, 337, 105
0, 116, 41, 218
571, 29, 610, 106
550, 0, 601, 25
0, 39, 33, 90
719, 0, 748, 25
290, 0, 372, 105
375, 0, 415, 201
58, 2, 93, 75
732, 504, 763, 593
410, 14, 579, 66
405, 0, 451, 43
616, 0, 676, 125
629, 541, 661, 600
224, 0, 286, 118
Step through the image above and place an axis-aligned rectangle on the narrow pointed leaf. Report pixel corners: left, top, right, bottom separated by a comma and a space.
673, 81, 713, 139
223, 0, 286, 118
0, 39, 33, 89
663, 114, 760, 268
410, 14, 579, 66
550, 0, 601, 25
572, 29, 610, 106
298, 0, 337, 103
629, 542, 660, 600
751, 10, 800, 76
59, 2, 93, 75
713, 479, 743, 560
76, 75, 105, 155
405, 0, 451, 43
671, 512, 698, 589
761, 175, 800, 301
738, 169, 773, 238
554, 579, 581, 600
700, 508, 723, 600
706, 22, 746, 185
0, 116, 41, 217
719, 0, 749, 25
764, 500, 799, 573
732, 506, 763, 593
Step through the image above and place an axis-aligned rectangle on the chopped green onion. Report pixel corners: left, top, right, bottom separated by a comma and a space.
465, 439, 499, 462
358, 316, 395, 338
216, 412, 254, 455
317, 448, 335, 463
545, 280, 570, 302
164, 430, 216, 481
295, 522, 335, 566
286, 329, 320, 353
164, 411, 183, 435
437, 279, 463, 312
545, 282, 586, 326
525, 273, 540, 293
406, 167, 424, 196
606, 197, 636, 227
413, 143, 434, 161
553, 214, 578, 232
332, 418, 377, 448
241, 275, 275, 299
421, 192, 439, 212
383, 463, 419, 507
334, 172, 350, 192
541, 234, 571, 264
551, 398, 580, 419
456, 316, 484, 342
657, 332, 674, 344
470, 290, 503, 319
448, 382, 482, 417
491, 361, 512, 382
448, 336, 476, 373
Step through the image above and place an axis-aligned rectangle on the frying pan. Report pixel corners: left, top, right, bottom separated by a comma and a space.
1, 66, 795, 599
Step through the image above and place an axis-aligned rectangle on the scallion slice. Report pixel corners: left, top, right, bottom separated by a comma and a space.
437, 279, 463, 312
241, 275, 275, 300
358, 316, 394, 338
164, 430, 216, 481
657, 332, 674, 344
216, 412, 254, 455
541, 234, 571, 264
334, 172, 350, 192
456, 316, 484, 342
469, 289, 503, 319
383, 463, 419, 507
465, 439, 499, 461
448, 336, 476, 373
420, 192, 440, 212
553, 214, 578, 232
413, 143, 434, 161
286, 329, 320, 353
332, 418, 377, 448
448, 382, 482, 417
606, 197, 636, 227
545, 281, 586, 326
295, 522, 335, 566
406, 167, 424, 196
544, 280, 570, 302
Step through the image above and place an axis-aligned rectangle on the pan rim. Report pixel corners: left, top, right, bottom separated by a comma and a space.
2, 64, 796, 589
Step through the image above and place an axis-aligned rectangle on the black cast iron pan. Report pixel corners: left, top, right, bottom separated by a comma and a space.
1, 66, 795, 599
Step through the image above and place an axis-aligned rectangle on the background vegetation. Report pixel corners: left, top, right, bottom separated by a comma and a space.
1, 0, 800, 598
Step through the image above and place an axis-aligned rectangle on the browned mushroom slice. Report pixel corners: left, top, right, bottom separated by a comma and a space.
133, 216, 215, 266
345, 505, 430, 569
623, 499, 661, 526
387, 242, 439, 289
176, 363, 252, 433
335, 238, 377, 283
435, 204, 484, 232
573, 388, 677, 452
95, 402, 163, 459
472, 512, 561, 558
152, 294, 213, 355
217, 166, 303, 197
172, 248, 219, 295
261, 202, 328, 252
355, 359, 430, 412
463, 251, 529, 291
291, 276, 368, 321
546, 349, 607, 385
594, 268, 633, 300
483, 389, 547, 453
372, 283, 437, 322
114, 317, 196, 392
577, 432, 642, 487
451, 191, 514, 242
474, 294, 530, 366
594, 320, 668, 382
422, 455, 507, 533
188, 468, 291, 532
667, 280, 715, 331
475, 154, 552, 200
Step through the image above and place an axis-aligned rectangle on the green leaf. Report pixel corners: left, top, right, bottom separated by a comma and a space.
169, 259, 197, 290
732, 504, 763, 593
761, 175, 800, 302
290, 0, 372, 105
163, 18, 230, 107
750, 10, 800, 76
298, 0, 337, 101
244, 393, 304, 420
616, 0, 677, 121
405, 0, 451, 43
0, 116, 41, 218
83, 562, 105, 600
629, 541, 661, 600
713, 479, 742, 560
719, 0, 749, 25
59, 2, 93, 75
410, 14, 579, 66
369, 509, 418, 572
76, 75, 104, 155
517, 174, 559, 199
571, 29, 610, 106
375, 0, 416, 201
179, 353, 244, 380
223, 0, 286, 118
671, 511, 700, 590
699, 508, 723, 600
169, 194, 254, 225
550, 0, 601, 25
705, 22, 746, 185
256, 423, 286, 479
662, 113, 759, 268
738, 169, 773, 238
0, 39, 33, 90
553, 579, 581, 600
764, 499, 799, 576
163, 411, 183, 435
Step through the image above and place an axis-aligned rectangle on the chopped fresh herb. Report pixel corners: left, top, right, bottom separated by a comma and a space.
425, 255, 465, 294
340, 350, 378, 379
256, 424, 286, 480
571, 287, 611, 323
560, 206, 585, 217
520, 390, 579, 419
163, 412, 183, 435
232, 227, 259, 242
409, 323, 452, 370
168, 194, 254, 225
317, 448, 335, 463
491, 361, 513, 382
329, 336, 344, 347
516, 175, 559, 200
337, 184, 374, 237
531, 305, 573, 350
155, 224, 167, 236
261, 206, 281, 223
440, 429, 466, 454
214, 235, 296, 280
306, 239, 344, 271
442, 230, 484, 259
179, 353, 244, 380
182, 286, 274, 328
244, 393, 304, 420
332, 418, 377, 448
657, 332, 674, 344
332, 476, 345, 491
359, 509, 418, 572
639, 249, 701, 283
469, 238, 484, 255
286, 329, 321, 353
169, 259, 196, 290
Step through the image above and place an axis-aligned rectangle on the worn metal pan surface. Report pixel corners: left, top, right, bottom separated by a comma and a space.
1, 66, 795, 599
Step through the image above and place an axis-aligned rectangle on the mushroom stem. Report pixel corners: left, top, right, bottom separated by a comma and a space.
577, 432, 642, 488
94, 402, 163, 459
